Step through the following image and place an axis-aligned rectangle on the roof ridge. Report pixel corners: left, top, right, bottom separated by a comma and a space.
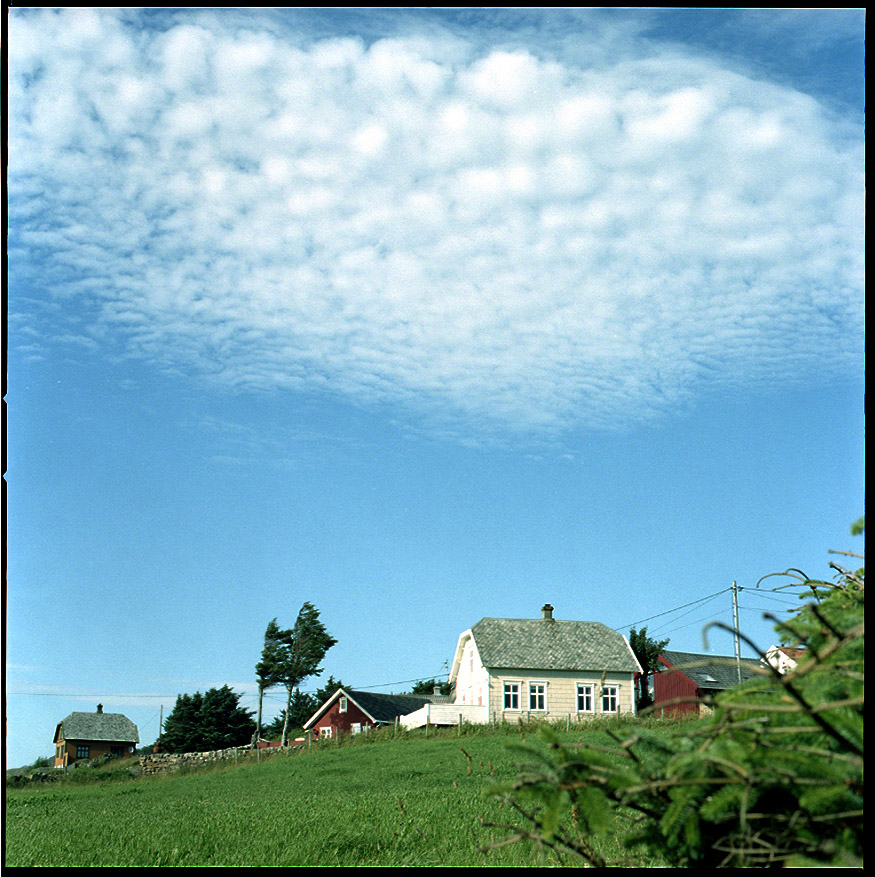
469, 615, 639, 674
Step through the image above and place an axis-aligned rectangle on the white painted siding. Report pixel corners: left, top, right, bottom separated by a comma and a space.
453, 634, 490, 710
399, 703, 489, 729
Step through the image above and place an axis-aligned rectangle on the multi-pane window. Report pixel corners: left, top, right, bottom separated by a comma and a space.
76, 745, 90, 759
576, 683, 594, 712
503, 681, 520, 710
529, 682, 546, 711
339, 696, 348, 713
601, 685, 618, 713
319, 726, 333, 738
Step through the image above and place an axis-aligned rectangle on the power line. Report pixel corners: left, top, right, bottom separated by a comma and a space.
615, 587, 730, 632
647, 592, 730, 637
5, 691, 175, 698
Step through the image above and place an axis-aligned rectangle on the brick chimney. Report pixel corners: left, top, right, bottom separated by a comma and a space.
541, 603, 554, 620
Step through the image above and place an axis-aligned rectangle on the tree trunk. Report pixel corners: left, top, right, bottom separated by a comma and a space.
255, 684, 264, 742
281, 687, 292, 746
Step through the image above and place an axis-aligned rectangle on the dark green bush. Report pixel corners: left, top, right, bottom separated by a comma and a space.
485, 529, 864, 867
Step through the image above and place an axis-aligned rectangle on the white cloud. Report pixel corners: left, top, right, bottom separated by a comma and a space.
8, 9, 864, 437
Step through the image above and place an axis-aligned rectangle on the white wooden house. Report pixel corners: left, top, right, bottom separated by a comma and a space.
764, 644, 805, 675
448, 604, 642, 723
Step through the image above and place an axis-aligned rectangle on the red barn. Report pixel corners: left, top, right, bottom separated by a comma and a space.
653, 650, 765, 717
303, 688, 449, 738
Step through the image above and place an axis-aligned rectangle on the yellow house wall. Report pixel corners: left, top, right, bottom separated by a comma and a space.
54, 738, 134, 768
486, 669, 636, 722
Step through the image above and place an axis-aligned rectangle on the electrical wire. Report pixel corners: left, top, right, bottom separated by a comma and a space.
615, 587, 730, 633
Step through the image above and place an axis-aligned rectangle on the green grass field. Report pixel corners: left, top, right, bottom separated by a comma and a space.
5, 721, 679, 867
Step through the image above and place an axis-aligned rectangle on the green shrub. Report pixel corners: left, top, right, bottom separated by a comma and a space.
485, 529, 864, 867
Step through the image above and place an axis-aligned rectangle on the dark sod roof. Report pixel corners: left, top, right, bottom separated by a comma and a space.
470, 617, 639, 673
659, 650, 765, 690
55, 711, 139, 743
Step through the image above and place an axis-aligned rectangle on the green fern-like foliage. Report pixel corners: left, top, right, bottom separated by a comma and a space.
485, 529, 863, 867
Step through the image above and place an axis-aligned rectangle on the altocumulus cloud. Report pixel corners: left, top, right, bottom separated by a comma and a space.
8, 9, 864, 436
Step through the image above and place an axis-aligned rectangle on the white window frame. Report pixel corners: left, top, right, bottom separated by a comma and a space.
576, 682, 594, 713
529, 681, 547, 711
601, 685, 619, 713
503, 681, 520, 711
339, 696, 348, 713
319, 726, 333, 738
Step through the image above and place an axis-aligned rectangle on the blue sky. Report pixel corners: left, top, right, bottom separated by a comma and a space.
5, 8, 864, 769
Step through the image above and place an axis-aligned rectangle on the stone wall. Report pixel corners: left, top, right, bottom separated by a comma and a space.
139, 745, 281, 775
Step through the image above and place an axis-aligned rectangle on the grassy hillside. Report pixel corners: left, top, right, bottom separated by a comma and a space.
5, 720, 682, 867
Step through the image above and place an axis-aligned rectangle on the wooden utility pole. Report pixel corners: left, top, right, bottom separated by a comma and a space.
732, 581, 742, 683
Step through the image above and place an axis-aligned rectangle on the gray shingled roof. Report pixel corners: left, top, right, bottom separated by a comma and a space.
470, 617, 639, 673
659, 650, 765, 690
56, 710, 139, 744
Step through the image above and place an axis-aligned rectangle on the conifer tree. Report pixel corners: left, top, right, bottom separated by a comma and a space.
255, 618, 288, 742
158, 686, 255, 753
200, 685, 256, 750
313, 675, 346, 704
410, 678, 453, 696
488, 524, 864, 867
278, 602, 337, 746
159, 691, 203, 752
628, 627, 670, 709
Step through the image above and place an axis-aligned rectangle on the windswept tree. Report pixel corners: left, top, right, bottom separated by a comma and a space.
265, 684, 325, 738
278, 602, 337, 746
628, 626, 670, 710
254, 618, 288, 742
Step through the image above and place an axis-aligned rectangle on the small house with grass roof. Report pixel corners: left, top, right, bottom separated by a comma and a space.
449, 604, 642, 723
53, 704, 139, 767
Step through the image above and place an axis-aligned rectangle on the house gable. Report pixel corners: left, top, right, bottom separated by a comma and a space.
449, 606, 642, 721
450, 629, 489, 707
303, 688, 440, 735
53, 705, 139, 767
653, 650, 766, 717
